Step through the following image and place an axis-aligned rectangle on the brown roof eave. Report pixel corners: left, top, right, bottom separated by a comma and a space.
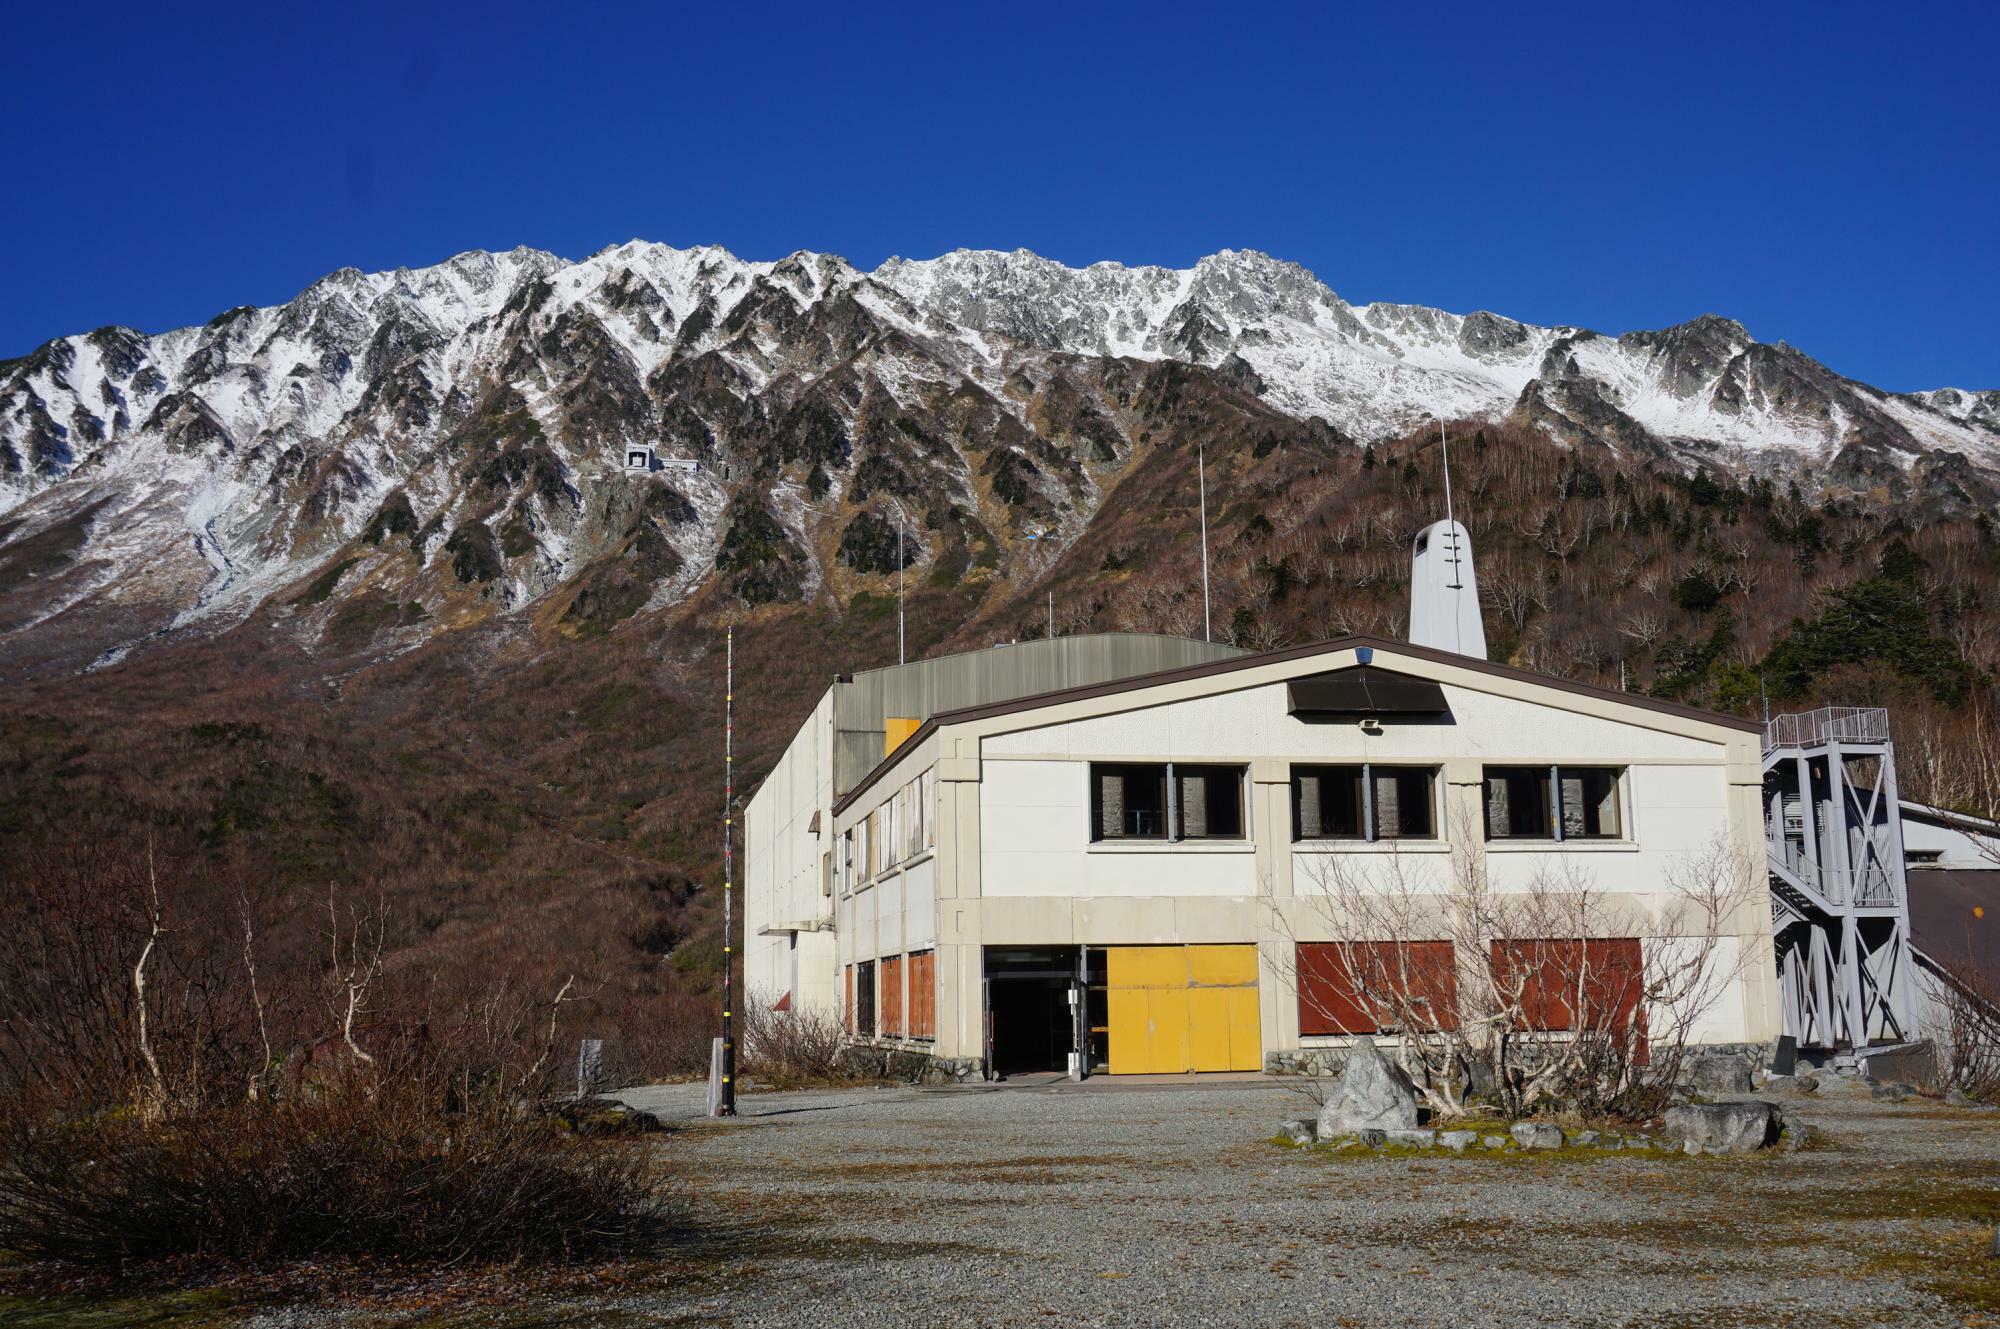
829, 634, 1759, 816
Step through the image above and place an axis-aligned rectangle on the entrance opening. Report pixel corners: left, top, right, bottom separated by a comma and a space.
984, 947, 1079, 1077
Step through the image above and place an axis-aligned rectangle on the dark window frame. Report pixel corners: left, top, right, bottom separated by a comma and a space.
1090, 762, 1247, 844
1291, 764, 1438, 843
854, 959, 877, 1039
1482, 765, 1626, 842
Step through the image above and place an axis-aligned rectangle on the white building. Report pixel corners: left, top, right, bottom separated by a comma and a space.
745, 633, 1781, 1077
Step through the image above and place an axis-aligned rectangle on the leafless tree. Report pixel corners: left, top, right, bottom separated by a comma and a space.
1618, 608, 1666, 651
326, 888, 387, 1068
1268, 817, 1758, 1120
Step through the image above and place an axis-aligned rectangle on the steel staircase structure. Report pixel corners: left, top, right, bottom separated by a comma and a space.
1763, 707, 1917, 1053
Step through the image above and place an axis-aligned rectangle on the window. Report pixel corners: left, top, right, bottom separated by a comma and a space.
865, 812, 880, 878
839, 829, 855, 892
1483, 766, 1624, 841
844, 964, 855, 1033
1091, 763, 1246, 842
1557, 768, 1622, 839
1293, 765, 1436, 841
822, 851, 833, 897
1174, 765, 1245, 839
855, 960, 876, 1038
1094, 763, 1169, 839
1297, 941, 1458, 1036
922, 769, 938, 848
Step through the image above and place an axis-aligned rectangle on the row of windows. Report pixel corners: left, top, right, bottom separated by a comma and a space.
845, 951, 936, 1040
830, 769, 939, 895
1091, 762, 1627, 844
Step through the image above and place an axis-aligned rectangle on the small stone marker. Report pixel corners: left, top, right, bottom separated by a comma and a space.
1438, 1130, 1479, 1153
576, 1038, 604, 1100
1279, 1119, 1315, 1145
1315, 1037, 1421, 1139
705, 1036, 726, 1117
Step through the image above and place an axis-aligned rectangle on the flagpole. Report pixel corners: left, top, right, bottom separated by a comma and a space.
1198, 443, 1212, 643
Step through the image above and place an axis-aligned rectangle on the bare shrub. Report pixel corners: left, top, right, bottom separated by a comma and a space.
1926, 958, 2000, 1101
740, 996, 848, 1086
0, 834, 674, 1272
1269, 817, 1757, 1121
0, 1068, 666, 1267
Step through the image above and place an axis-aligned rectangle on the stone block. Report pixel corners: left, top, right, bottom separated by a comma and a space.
1663, 1101, 1782, 1154
1688, 1054, 1754, 1095
1510, 1121, 1565, 1150
1316, 1037, 1420, 1139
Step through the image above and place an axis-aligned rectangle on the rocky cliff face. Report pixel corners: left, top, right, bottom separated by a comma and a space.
1, 242, 1993, 672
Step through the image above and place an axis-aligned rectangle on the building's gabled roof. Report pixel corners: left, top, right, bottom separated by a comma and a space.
831, 634, 1760, 814
1902, 799, 2000, 837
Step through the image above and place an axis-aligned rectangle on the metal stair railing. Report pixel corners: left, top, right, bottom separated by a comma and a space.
1763, 707, 1890, 754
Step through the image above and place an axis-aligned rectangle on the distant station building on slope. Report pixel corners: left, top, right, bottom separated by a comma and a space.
744, 518, 1947, 1080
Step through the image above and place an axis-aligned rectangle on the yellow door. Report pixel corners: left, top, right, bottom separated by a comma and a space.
1105, 945, 1260, 1073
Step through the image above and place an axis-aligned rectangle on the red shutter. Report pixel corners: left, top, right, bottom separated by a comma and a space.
881, 956, 905, 1038
1297, 941, 1457, 1036
1492, 938, 1645, 1042
908, 951, 936, 1039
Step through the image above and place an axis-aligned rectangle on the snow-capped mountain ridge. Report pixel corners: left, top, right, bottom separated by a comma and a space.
9, 242, 1995, 516
1, 241, 1994, 674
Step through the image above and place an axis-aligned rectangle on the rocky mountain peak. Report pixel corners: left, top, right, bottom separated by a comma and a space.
1, 241, 1995, 675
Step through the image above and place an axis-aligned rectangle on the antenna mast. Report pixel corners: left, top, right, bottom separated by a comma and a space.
718, 628, 737, 1117
1198, 443, 1212, 643
897, 517, 905, 666
1440, 417, 1463, 592
1440, 416, 1455, 530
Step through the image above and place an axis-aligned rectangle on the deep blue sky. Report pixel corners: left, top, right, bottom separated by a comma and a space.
4, 3, 1994, 390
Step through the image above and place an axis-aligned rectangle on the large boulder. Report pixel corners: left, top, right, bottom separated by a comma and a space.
1663, 1101, 1783, 1154
1687, 1053, 1754, 1095
1316, 1037, 1420, 1139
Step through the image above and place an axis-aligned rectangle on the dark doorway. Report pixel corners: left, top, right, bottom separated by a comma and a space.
985, 947, 1078, 1077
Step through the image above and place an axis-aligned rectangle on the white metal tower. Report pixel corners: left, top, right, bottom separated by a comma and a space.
1763, 706, 1918, 1056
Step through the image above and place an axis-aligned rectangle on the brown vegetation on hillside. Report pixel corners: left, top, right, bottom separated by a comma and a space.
2, 425, 1997, 1088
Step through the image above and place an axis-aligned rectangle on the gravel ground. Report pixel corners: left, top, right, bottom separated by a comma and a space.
542, 1075, 2000, 1329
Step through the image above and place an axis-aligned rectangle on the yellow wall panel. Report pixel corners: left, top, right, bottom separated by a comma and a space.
883, 717, 922, 756
1226, 986, 1262, 1071
1187, 989, 1232, 1070
1148, 988, 1191, 1073
1105, 944, 1260, 1074
1188, 943, 1257, 987
1108, 945, 1177, 989
1106, 987, 1151, 1075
